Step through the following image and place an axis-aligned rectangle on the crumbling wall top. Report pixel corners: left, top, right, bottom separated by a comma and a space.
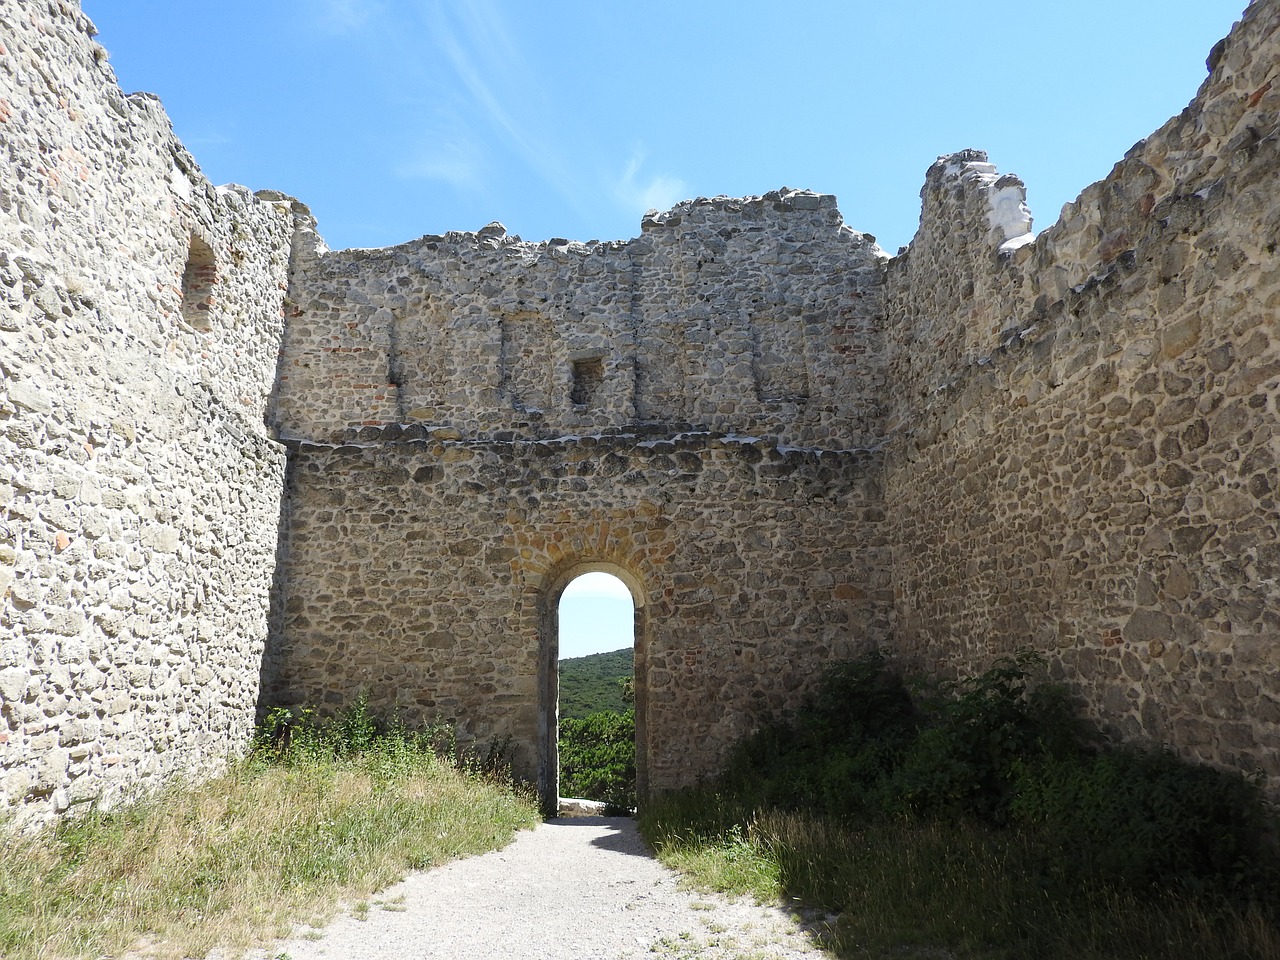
273, 185, 888, 449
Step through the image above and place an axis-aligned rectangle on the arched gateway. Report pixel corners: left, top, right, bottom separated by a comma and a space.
541, 563, 646, 811
268, 430, 884, 807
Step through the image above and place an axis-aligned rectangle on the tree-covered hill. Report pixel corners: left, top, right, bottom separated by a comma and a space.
559, 647, 633, 719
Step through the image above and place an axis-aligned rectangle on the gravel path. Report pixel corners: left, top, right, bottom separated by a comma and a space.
249, 816, 835, 960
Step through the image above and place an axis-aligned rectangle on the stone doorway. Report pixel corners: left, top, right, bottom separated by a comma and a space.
538, 561, 647, 815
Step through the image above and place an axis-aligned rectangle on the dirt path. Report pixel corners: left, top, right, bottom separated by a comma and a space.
248, 816, 834, 960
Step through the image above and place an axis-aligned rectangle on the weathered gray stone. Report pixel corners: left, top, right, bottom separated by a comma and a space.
0, 3, 290, 827
4, 0, 1280, 826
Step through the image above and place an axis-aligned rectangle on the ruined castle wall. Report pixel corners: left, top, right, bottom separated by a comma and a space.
273, 192, 887, 450
267, 433, 888, 800
0, 2, 294, 824
884, 1, 1280, 785
267, 187, 891, 801
6, 0, 1278, 825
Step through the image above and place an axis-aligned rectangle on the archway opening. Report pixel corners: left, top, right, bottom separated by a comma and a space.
555, 570, 637, 813
180, 233, 217, 331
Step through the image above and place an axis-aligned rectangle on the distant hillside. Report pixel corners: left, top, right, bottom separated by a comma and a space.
559, 647, 633, 719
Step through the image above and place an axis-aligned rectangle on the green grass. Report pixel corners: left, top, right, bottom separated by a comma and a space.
0, 704, 540, 960
643, 806, 1280, 960
639, 653, 1280, 960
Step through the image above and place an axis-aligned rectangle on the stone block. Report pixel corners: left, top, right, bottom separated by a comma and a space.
6, 380, 53, 415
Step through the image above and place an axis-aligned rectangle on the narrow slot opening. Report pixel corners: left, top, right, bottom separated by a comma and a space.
570, 357, 604, 407
180, 234, 217, 331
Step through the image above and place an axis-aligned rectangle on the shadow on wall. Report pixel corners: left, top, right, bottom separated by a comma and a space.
256, 455, 296, 723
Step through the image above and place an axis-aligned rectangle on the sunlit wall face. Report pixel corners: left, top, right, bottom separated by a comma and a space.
559, 572, 634, 660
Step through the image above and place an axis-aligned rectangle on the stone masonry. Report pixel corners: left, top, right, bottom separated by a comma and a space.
0, 1, 293, 824
266, 188, 892, 804
883, 1, 1280, 784
270, 435, 886, 804
272, 192, 887, 450
1, 0, 1277, 822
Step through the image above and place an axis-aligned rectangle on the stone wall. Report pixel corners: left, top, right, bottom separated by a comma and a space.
267, 432, 888, 804
883, 0, 1279, 785
266, 183, 892, 804
0, 1, 294, 824
272, 192, 887, 450
4, 0, 1279, 824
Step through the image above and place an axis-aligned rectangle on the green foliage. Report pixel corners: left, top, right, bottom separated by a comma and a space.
886, 650, 1084, 822
640, 651, 1280, 959
252, 695, 460, 775
0, 700, 539, 960
558, 708, 636, 811
558, 647, 633, 719
718, 651, 915, 818
1011, 746, 1278, 897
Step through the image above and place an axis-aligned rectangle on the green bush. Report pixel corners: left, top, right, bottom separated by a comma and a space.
886, 650, 1084, 822
1011, 746, 1278, 897
710, 645, 1274, 897
716, 651, 916, 818
559, 709, 635, 811
642, 649, 1280, 951
252, 695, 475, 778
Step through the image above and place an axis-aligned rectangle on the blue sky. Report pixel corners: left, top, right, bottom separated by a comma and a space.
82, 1, 1243, 254
559, 573, 633, 661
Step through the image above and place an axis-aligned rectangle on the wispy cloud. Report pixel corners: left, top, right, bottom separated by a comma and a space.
424, 3, 581, 198
614, 148, 687, 217
312, 0, 384, 34
301, 0, 626, 231
409, 0, 597, 222
395, 136, 486, 191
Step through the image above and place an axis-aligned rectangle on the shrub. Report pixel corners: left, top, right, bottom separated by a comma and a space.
252, 695, 462, 775
716, 650, 915, 818
1011, 746, 1278, 897
887, 650, 1084, 822
650, 655, 1280, 911
642, 648, 1280, 947
559, 709, 636, 811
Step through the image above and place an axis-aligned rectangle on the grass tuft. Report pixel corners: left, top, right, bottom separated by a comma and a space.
0, 700, 539, 960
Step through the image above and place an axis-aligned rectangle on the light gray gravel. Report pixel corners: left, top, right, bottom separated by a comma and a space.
249, 816, 835, 960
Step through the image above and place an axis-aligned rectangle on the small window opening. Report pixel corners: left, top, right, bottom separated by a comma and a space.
570, 357, 604, 407
180, 234, 217, 332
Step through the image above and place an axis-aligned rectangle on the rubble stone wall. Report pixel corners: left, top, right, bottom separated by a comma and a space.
0, 2, 294, 825
267, 184, 891, 803
883, 0, 1279, 785
4, 0, 1280, 824
272, 193, 888, 450
267, 433, 889, 803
